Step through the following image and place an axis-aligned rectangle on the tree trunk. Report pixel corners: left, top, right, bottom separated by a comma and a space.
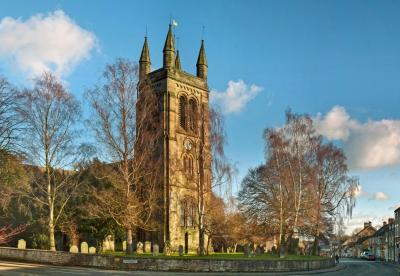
206, 234, 210, 255
49, 206, 56, 251
312, 236, 319, 256
234, 243, 238, 253
199, 227, 205, 256
279, 235, 287, 258
126, 227, 133, 254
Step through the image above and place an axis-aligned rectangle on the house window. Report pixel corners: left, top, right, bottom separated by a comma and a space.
179, 96, 187, 130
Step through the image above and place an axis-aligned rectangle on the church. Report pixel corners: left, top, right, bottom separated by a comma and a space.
136, 25, 212, 253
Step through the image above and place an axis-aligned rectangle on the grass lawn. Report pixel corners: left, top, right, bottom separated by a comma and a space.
105, 252, 328, 261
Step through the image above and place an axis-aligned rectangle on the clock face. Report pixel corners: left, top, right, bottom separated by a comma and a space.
184, 140, 192, 151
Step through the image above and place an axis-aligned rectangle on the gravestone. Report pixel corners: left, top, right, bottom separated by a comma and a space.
243, 244, 250, 257
256, 247, 263, 256
144, 241, 151, 253
17, 239, 26, 249
81, 242, 88, 254
102, 235, 115, 252
279, 245, 286, 258
89, 246, 96, 254
179, 245, 184, 256
70, 245, 79, 253
122, 241, 127, 252
136, 241, 143, 253
152, 244, 159, 256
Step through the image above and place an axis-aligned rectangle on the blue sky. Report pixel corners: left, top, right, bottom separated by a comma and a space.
0, 0, 399, 233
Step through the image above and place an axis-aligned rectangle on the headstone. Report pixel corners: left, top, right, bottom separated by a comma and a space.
243, 244, 250, 257
102, 235, 115, 252
122, 241, 127, 252
17, 239, 26, 249
136, 241, 143, 253
144, 241, 151, 253
179, 245, 184, 256
279, 245, 286, 258
256, 247, 263, 256
80, 242, 88, 254
70, 245, 79, 253
153, 244, 159, 256
89, 246, 96, 254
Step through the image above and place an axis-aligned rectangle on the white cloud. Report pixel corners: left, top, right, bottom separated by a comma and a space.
0, 10, 97, 79
352, 185, 368, 198
210, 80, 263, 114
369, 191, 389, 201
314, 105, 400, 170
389, 204, 400, 210
344, 213, 383, 235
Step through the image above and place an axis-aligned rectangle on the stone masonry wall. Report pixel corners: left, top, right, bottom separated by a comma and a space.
0, 247, 335, 272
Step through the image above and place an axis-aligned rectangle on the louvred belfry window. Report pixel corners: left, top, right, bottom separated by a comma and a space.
180, 198, 196, 227
179, 96, 187, 130
188, 99, 197, 133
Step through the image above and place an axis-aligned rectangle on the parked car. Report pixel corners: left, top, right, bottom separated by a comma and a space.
360, 251, 370, 259
367, 254, 376, 261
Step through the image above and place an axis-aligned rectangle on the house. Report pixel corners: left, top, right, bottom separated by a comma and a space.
371, 221, 389, 260
395, 207, 400, 263
342, 221, 376, 257
386, 218, 396, 261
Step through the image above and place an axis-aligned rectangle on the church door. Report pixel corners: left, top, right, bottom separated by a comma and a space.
185, 232, 189, 254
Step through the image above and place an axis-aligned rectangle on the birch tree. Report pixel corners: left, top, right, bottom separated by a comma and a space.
239, 110, 357, 256
17, 72, 81, 251
85, 59, 161, 254
196, 106, 234, 255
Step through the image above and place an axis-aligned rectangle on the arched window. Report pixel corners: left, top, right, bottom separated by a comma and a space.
188, 99, 197, 132
183, 155, 193, 177
188, 156, 193, 176
179, 96, 187, 130
180, 198, 196, 227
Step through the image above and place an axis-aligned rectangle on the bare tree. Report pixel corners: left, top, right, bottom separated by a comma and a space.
0, 150, 27, 211
308, 140, 358, 254
0, 224, 26, 245
196, 106, 234, 255
85, 59, 161, 254
0, 77, 19, 151
239, 110, 357, 257
17, 72, 81, 251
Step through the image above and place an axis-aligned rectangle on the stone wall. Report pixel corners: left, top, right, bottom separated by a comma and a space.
0, 247, 335, 272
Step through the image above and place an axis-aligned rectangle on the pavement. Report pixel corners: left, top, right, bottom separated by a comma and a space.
0, 258, 399, 275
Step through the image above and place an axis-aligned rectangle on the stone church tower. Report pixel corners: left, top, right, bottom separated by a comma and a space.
137, 25, 211, 253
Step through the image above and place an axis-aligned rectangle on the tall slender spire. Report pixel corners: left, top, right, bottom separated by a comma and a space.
175, 50, 181, 70
163, 24, 175, 68
139, 36, 151, 80
196, 40, 207, 79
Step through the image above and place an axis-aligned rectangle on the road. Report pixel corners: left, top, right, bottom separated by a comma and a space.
0, 258, 398, 275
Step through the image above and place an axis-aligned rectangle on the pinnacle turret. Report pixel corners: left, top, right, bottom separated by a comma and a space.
163, 24, 175, 68
196, 40, 207, 79
175, 50, 181, 70
139, 37, 151, 79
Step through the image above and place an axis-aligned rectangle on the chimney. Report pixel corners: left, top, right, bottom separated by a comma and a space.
383, 221, 387, 226
389, 218, 394, 224
364, 221, 371, 228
